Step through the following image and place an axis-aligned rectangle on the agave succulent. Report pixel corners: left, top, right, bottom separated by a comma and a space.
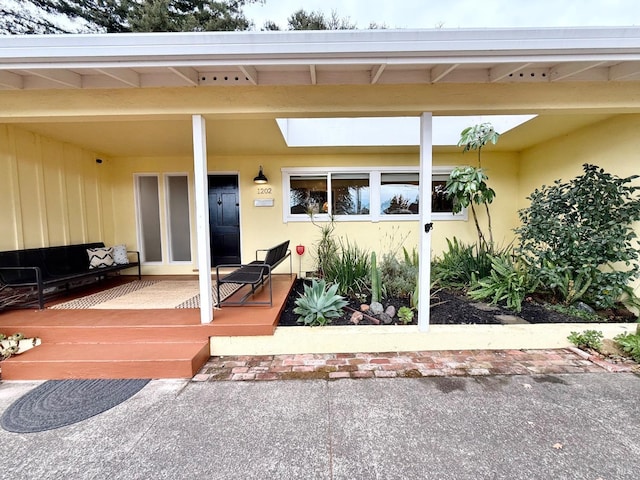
294, 279, 348, 326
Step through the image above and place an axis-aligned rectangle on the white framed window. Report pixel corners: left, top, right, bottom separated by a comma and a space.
165, 174, 192, 263
282, 166, 467, 223
134, 174, 163, 263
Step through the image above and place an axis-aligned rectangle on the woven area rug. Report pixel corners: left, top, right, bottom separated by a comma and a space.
50, 280, 241, 310
0, 379, 149, 433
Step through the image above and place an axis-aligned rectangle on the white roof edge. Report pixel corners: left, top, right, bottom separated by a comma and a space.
1, 27, 640, 65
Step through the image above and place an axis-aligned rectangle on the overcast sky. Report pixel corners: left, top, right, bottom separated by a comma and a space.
245, 0, 639, 30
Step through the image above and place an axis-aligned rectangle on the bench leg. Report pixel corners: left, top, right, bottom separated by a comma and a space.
38, 288, 45, 310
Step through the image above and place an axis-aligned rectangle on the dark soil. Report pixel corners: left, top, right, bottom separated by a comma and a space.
278, 279, 639, 326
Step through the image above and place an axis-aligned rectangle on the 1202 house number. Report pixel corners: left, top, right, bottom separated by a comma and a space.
257, 187, 272, 194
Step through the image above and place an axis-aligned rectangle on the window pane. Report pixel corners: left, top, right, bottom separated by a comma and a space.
432, 179, 454, 213
381, 173, 419, 215
167, 175, 191, 262
137, 176, 162, 262
332, 173, 370, 215
289, 175, 328, 215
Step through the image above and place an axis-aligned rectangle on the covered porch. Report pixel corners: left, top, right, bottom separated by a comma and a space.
1, 28, 640, 380
0, 274, 296, 380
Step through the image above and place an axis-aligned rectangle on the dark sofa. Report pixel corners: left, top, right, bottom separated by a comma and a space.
0, 242, 141, 309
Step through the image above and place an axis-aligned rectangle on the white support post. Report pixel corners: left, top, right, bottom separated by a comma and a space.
192, 115, 213, 324
418, 113, 433, 332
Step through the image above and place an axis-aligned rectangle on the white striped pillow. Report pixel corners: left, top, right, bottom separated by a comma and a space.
87, 247, 114, 269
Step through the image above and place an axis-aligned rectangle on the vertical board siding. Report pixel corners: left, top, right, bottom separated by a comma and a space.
0, 125, 112, 251
14, 129, 46, 248
0, 126, 23, 250
41, 137, 68, 246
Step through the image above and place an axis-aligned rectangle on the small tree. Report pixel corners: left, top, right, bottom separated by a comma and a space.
445, 123, 500, 249
516, 164, 640, 309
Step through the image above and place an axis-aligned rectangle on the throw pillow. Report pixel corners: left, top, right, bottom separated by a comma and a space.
111, 244, 130, 265
87, 247, 114, 269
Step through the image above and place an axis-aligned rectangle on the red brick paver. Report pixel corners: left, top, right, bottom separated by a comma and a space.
192, 348, 614, 382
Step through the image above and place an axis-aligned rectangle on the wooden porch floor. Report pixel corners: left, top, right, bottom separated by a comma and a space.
0, 274, 296, 380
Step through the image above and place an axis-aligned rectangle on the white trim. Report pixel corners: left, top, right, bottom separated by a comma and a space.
2, 28, 639, 89
418, 114, 433, 332
281, 166, 467, 223
192, 115, 213, 324
3, 28, 640, 64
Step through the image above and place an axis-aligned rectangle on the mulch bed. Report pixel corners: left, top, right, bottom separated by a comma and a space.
278, 279, 639, 327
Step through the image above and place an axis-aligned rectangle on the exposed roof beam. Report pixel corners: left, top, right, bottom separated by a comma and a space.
430, 64, 458, 83
239, 65, 258, 85
489, 63, 531, 82
371, 64, 386, 84
26, 68, 82, 88
95, 68, 140, 87
550, 61, 606, 81
168, 67, 199, 86
609, 61, 640, 80
310, 65, 317, 85
0, 71, 23, 89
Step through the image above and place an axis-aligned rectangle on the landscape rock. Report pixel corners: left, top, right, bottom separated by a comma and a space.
575, 301, 596, 315
370, 302, 384, 315
379, 313, 393, 325
600, 338, 626, 357
385, 305, 396, 318
360, 304, 370, 312
350, 311, 363, 325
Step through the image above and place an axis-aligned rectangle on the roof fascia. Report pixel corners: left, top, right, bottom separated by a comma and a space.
1, 27, 640, 68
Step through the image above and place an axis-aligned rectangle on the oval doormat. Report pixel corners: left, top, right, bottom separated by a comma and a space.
1, 379, 149, 433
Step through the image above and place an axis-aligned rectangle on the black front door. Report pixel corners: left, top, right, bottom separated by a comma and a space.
208, 175, 241, 266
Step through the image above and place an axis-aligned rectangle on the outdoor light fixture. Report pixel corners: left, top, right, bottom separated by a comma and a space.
253, 165, 268, 184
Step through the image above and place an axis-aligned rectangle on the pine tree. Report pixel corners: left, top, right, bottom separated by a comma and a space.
0, 0, 260, 35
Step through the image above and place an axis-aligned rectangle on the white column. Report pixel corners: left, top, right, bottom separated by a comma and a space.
418, 113, 433, 332
192, 115, 213, 324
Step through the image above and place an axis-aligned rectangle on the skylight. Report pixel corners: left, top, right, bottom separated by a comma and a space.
276, 115, 536, 147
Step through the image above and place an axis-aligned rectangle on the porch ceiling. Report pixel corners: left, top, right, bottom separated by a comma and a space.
1, 28, 637, 156
15, 112, 615, 157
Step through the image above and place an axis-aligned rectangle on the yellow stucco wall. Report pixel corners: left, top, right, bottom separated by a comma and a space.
105, 149, 520, 275
0, 124, 115, 251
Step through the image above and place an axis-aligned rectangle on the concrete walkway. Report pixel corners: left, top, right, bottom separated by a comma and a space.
1, 372, 639, 479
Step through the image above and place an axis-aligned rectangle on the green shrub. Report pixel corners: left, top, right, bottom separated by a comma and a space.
567, 330, 604, 351
370, 251, 382, 303
397, 306, 414, 325
468, 254, 537, 312
516, 164, 640, 309
294, 279, 348, 327
547, 303, 600, 322
322, 239, 370, 298
380, 248, 418, 299
431, 237, 493, 289
614, 331, 640, 362
311, 217, 339, 279
541, 262, 592, 306
445, 123, 500, 249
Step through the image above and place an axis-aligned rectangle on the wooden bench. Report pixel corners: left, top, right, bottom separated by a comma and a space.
0, 242, 141, 310
215, 240, 291, 307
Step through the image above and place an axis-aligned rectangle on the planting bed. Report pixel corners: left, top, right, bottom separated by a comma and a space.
278, 279, 638, 327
